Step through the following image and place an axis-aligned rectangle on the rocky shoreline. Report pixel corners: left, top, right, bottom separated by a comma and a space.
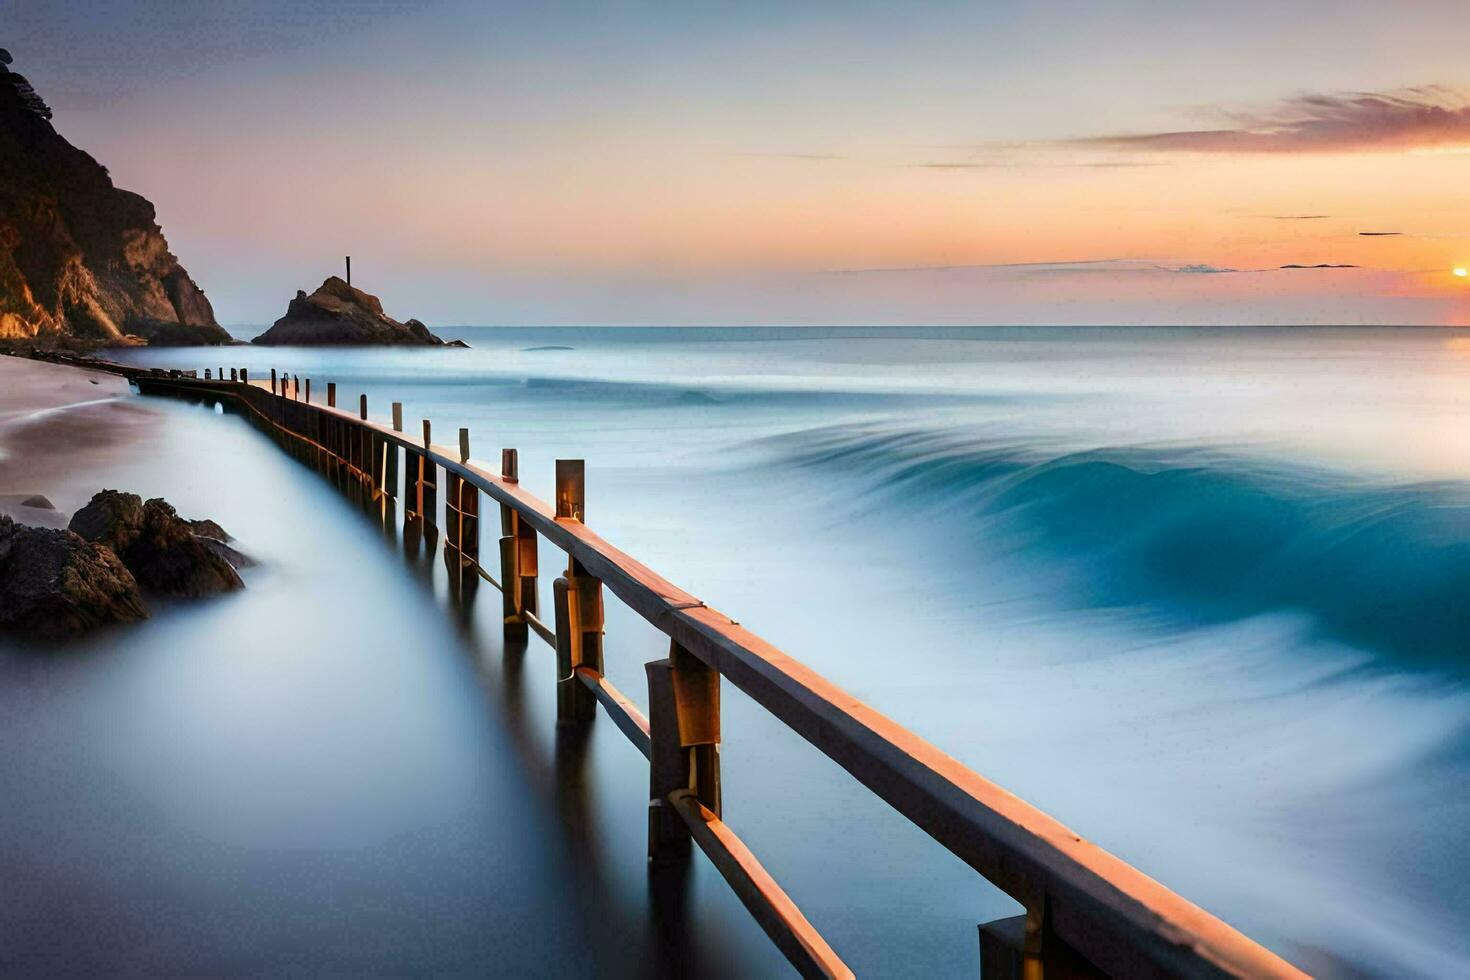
1, 489, 251, 641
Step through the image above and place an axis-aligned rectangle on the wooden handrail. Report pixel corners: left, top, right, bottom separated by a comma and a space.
669, 789, 853, 980
129, 371, 1308, 979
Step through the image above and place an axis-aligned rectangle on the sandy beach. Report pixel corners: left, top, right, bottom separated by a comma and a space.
0, 354, 159, 528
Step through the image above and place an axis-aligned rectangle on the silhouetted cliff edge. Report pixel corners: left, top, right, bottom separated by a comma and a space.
0, 50, 228, 345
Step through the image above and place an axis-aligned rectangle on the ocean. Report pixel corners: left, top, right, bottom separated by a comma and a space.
6, 326, 1469, 976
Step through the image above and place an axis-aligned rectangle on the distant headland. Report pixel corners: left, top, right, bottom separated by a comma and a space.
253, 276, 460, 347
0, 49, 459, 351
0, 49, 227, 346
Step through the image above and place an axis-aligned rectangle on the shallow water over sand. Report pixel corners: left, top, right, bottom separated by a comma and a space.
0, 381, 785, 976
10, 327, 1470, 976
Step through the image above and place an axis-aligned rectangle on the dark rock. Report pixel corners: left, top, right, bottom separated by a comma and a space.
18, 494, 53, 509
124, 499, 243, 597
186, 518, 231, 542
0, 53, 228, 345
0, 515, 149, 639
70, 491, 247, 596
69, 489, 144, 552
445, 339, 472, 348
199, 537, 257, 571
187, 517, 257, 569
251, 277, 447, 346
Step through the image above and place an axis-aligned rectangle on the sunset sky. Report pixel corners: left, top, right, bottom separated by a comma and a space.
7, 0, 1470, 325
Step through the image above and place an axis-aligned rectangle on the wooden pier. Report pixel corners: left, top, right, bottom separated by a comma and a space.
127, 365, 1308, 980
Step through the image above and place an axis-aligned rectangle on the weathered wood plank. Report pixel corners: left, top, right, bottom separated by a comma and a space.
668, 789, 853, 980
574, 665, 651, 758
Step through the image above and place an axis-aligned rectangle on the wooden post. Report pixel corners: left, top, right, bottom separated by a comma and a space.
205, 368, 211, 380
384, 435, 399, 497
392, 402, 403, 432
241, 368, 248, 383
414, 421, 437, 528
556, 459, 585, 522
978, 906, 1099, 980
553, 446, 603, 720
230, 368, 238, 382
294, 375, 301, 400
514, 505, 538, 625
499, 448, 535, 638
404, 448, 420, 518
461, 479, 479, 565
554, 564, 605, 724
328, 382, 336, 408
647, 642, 721, 863
270, 368, 277, 394
359, 393, 367, 420
445, 471, 463, 552
305, 379, 311, 404
459, 427, 470, 463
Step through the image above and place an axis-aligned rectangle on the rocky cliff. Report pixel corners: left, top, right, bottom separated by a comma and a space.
253, 277, 449, 346
0, 50, 229, 345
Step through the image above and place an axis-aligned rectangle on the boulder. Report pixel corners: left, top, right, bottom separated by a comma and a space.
0, 515, 149, 639
125, 499, 244, 597
252, 277, 448, 346
70, 491, 246, 597
186, 518, 229, 541
187, 517, 257, 569
68, 488, 144, 551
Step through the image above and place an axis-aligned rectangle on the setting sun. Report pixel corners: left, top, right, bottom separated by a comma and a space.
1456, 268, 1469, 278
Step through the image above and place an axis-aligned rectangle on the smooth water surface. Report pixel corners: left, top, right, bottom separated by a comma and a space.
23, 326, 1470, 976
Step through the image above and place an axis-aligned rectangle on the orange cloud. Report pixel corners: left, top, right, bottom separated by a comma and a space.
1069, 86, 1470, 154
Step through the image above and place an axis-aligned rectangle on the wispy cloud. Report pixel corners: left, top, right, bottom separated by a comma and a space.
743, 152, 842, 161
911, 162, 1007, 170
834, 259, 1250, 276
1067, 85, 1470, 154
1271, 215, 1331, 220
909, 159, 1161, 170
1174, 264, 1237, 274
1359, 231, 1403, 236
830, 258, 1371, 276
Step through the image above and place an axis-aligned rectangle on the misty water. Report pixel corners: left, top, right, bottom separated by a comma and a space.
7, 326, 1470, 977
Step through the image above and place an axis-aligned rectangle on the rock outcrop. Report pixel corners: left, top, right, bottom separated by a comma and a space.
0, 514, 149, 639
69, 490, 245, 597
187, 518, 257, 570
0, 49, 229, 345
253, 277, 447, 346
0, 490, 252, 641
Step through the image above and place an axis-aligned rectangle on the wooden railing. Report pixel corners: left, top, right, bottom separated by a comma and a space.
128, 365, 1309, 980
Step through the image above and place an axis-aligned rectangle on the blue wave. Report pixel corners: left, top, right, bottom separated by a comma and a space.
777, 424, 1470, 672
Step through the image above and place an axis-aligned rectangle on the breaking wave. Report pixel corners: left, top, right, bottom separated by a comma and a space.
777, 423, 1470, 673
